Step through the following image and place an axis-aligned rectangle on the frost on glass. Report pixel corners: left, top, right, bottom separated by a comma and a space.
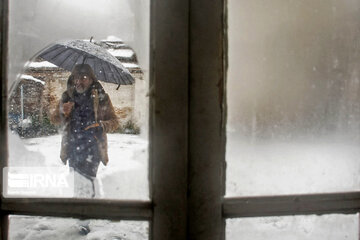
6, 1, 150, 200
8, 215, 148, 240
227, 0, 360, 196
226, 214, 359, 240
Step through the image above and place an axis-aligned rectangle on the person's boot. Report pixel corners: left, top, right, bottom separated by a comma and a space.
77, 220, 90, 235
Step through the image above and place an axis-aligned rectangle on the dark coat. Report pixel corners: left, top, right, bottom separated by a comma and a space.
51, 81, 119, 168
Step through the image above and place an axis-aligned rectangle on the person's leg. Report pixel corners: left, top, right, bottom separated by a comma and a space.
92, 177, 103, 198
72, 171, 94, 234
73, 170, 95, 198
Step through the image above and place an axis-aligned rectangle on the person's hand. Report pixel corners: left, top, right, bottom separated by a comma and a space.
85, 123, 103, 140
62, 102, 74, 117
84, 122, 101, 130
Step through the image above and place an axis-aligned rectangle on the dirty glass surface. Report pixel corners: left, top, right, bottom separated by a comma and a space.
6, 0, 150, 200
8, 215, 148, 240
227, 0, 360, 196
226, 214, 359, 240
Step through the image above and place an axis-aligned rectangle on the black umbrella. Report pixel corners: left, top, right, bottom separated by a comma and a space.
38, 39, 135, 87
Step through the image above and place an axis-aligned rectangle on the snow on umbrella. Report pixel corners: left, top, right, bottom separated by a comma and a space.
38, 39, 134, 87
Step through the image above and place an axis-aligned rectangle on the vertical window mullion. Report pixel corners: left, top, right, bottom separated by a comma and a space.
188, 0, 226, 239
0, 0, 9, 239
150, 0, 189, 239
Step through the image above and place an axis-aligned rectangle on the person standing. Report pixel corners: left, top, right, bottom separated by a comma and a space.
51, 64, 119, 198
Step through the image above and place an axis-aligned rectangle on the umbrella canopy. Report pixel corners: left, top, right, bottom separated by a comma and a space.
38, 39, 135, 86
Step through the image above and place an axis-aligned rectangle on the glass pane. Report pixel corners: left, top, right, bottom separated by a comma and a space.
9, 215, 148, 240
227, 0, 360, 196
226, 214, 359, 240
6, 1, 150, 199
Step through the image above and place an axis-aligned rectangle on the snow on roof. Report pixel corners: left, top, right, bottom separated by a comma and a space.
107, 49, 134, 58
20, 74, 45, 85
123, 63, 139, 69
28, 61, 58, 69
103, 42, 126, 48
103, 35, 123, 42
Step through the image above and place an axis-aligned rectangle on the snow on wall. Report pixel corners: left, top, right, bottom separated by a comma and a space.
27, 61, 58, 69
20, 74, 45, 85
107, 49, 134, 58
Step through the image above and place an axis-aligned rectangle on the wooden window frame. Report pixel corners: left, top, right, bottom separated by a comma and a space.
1, 0, 360, 240
189, 0, 360, 239
0, 0, 189, 239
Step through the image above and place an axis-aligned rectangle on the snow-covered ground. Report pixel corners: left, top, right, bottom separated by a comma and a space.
8, 131, 360, 239
226, 214, 358, 240
8, 132, 149, 200
226, 132, 360, 239
9, 215, 148, 240
7, 132, 149, 239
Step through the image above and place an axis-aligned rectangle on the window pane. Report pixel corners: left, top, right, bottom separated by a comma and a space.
6, 0, 150, 199
226, 214, 359, 240
9, 215, 148, 240
227, 0, 360, 196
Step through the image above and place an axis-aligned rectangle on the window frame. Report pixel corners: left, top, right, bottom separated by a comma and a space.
0, 0, 190, 239
188, 0, 360, 239
1, 0, 360, 240
0, 0, 9, 238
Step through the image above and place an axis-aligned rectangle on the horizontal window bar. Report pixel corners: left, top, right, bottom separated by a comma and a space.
1, 198, 152, 221
223, 192, 360, 218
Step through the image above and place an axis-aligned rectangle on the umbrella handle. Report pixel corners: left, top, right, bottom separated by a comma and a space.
116, 84, 121, 90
